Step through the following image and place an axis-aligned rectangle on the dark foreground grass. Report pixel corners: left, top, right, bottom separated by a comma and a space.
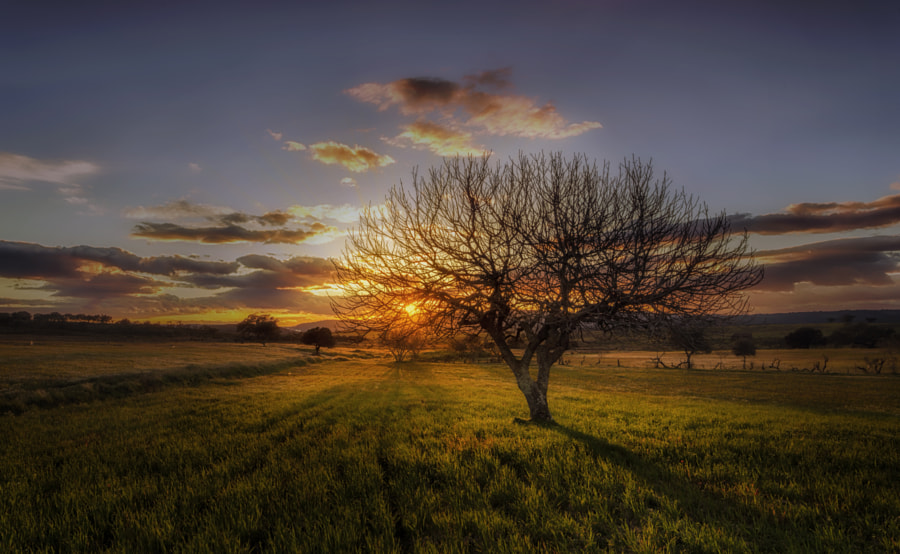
1, 353, 898, 552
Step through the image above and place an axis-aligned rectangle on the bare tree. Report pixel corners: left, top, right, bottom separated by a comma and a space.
333, 153, 762, 422
731, 332, 757, 369
667, 318, 713, 370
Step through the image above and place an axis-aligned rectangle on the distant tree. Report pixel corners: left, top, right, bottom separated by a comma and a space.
237, 314, 280, 345
11, 311, 31, 322
784, 327, 824, 349
667, 318, 713, 369
192, 325, 221, 342
731, 333, 757, 369
381, 327, 426, 363
334, 153, 762, 422
300, 327, 335, 354
829, 322, 894, 348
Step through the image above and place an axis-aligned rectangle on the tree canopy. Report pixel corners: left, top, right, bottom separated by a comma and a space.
300, 326, 335, 355
333, 153, 762, 422
237, 314, 280, 345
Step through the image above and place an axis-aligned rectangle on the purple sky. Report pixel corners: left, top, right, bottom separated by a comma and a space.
2, 0, 899, 323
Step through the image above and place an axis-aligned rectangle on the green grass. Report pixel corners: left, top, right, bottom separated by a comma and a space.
1, 344, 898, 552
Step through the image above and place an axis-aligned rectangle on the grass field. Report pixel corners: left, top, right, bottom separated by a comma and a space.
1, 341, 898, 552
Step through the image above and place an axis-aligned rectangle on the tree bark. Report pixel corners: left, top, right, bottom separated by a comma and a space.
521, 380, 553, 422
511, 362, 554, 422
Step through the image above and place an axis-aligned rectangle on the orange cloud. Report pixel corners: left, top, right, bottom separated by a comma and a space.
346, 70, 602, 140
388, 120, 486, 156
282, 141, 307, 151
267, 129, 283, 140
308, 141, 395, 173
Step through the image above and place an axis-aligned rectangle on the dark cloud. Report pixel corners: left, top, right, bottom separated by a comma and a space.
45, 273, 165, 298
131, 222, 334, 244
733, 194, 900, 234
756, 235, 900, 291
0, 240, 239, 278
236, 254, 333, 279
0, 240, 84, 278
138, 256, 239, 276
0, 240, 336, 320
258, 211, 292, 226
125, 200, 333, 243
213, 287, 333, 315
393, 77, 461, 111
186, 255, 333, 290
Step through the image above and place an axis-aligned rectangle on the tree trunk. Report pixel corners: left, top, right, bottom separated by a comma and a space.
521, 380, 553, 422
511, 362, 554, 423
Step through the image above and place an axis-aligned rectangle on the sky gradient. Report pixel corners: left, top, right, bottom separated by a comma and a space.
2, 0, 900, 324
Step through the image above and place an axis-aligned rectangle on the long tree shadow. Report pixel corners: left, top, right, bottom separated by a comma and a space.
550, 423, 815, 550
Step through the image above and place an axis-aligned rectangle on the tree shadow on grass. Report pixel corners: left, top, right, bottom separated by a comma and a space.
550, 423, 815, 551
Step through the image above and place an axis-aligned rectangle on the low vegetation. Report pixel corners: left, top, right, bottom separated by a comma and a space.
1, 341, 897, 552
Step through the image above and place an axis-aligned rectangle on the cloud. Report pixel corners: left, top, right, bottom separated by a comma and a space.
754, 235, 900, 292
0, 152, 99, 190
308, 141, 395, 172
267, 129, 283, 141
387, 120, 486, 156
340, 177, 357, 188
189, 162, 202, 172
749, 279, 900, 314
0, 241, 336, 318
287, 203, 362, 224
131, 222, 334, 244
346, 69, 602, 141
123, 200, 234, 220
282, 141, 307, 152
733, 194, 900, 235
126, 200, 350, 245
0, 241, 240, 279
892, 180, 900, 191
45, 272, 166, 298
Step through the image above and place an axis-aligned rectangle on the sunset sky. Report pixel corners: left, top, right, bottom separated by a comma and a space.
2, 1, 900, 325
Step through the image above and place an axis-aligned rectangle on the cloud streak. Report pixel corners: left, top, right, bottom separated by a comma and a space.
126, 200, 347, 245
131, 222, 333, 244
0, 152, 99, 190
755, 235, 900, 292
733, 194, 900, 234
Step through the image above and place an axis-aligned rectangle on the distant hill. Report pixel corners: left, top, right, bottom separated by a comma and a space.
738, 310, 900, 326
289, 319, 341, 332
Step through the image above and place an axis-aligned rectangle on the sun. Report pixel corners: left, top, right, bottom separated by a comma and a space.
403, 302, 419, 316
